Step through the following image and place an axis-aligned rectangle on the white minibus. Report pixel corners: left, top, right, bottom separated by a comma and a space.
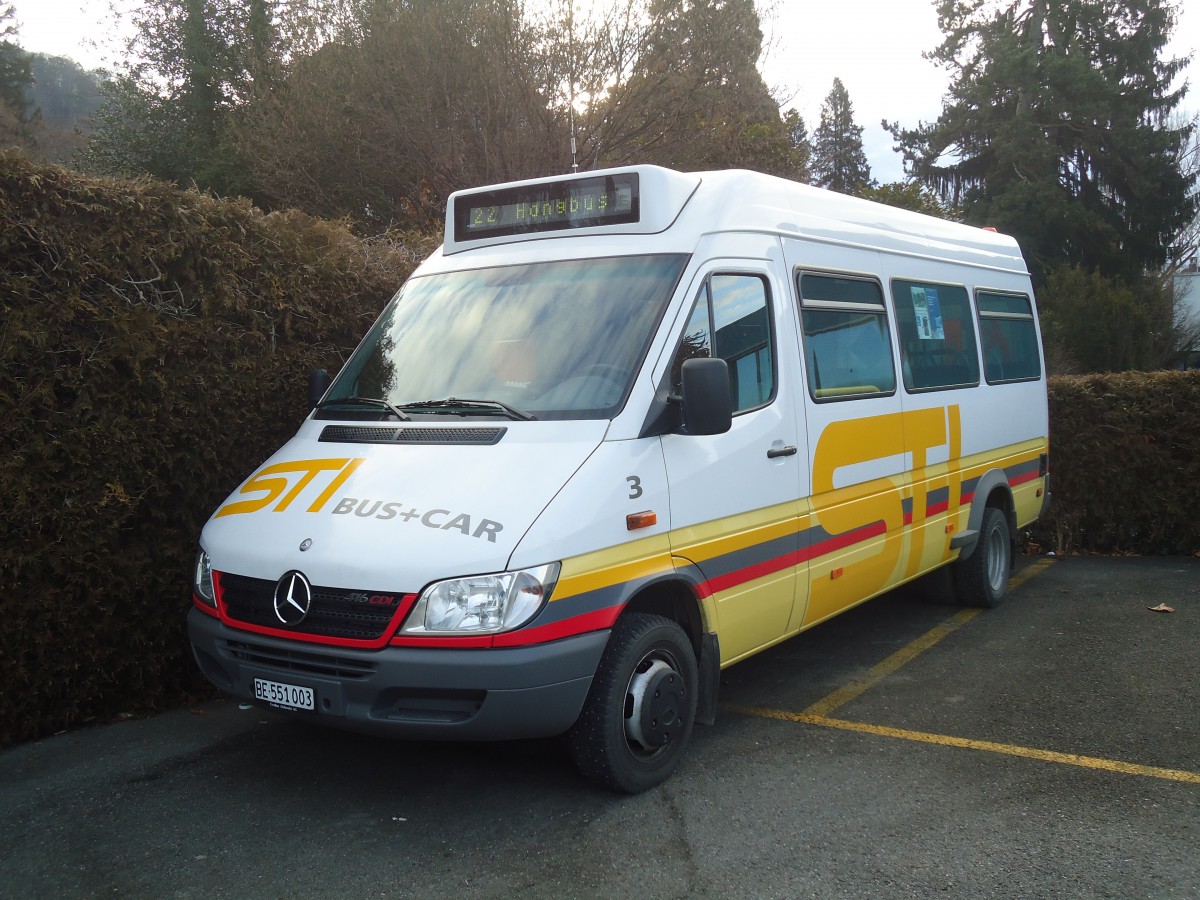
189, 166, 1049, 792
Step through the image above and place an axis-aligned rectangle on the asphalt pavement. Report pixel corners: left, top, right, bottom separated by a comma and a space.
1, 556, 1197, 898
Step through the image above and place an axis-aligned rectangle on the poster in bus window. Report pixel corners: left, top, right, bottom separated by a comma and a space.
912, 286, 944, 340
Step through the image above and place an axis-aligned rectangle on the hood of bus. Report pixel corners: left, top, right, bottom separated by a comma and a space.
199, 418, 608, 593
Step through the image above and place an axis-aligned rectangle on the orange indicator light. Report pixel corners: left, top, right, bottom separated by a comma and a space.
626, 511, 657, 531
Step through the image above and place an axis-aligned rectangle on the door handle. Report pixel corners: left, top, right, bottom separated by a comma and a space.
767, 445, 798, 459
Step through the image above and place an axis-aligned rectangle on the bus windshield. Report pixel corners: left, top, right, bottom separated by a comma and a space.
323, 254, 689, 421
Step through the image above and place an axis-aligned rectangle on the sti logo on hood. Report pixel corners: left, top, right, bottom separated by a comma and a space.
216, 458, 365, 518
215, 457, 504, 542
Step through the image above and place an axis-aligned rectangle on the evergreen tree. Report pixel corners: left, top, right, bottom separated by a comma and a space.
1038, 264, 1184, 372
25, 54, 104, 164
858, 181, 957, 219
783, 108, 812, 183
888, 0, 1196, 285
230, 0, 799, 226
606, 0, 793, 174
82, 0, 798, 223
811, 78, 872, 194
81, 0, 280, 193
0, 3, 33, 125
81, 75, 193, 181
28, 55, 103, 131
230, 0, 560, 227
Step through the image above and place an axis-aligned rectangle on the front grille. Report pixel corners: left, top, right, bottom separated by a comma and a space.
219, 573, 403, 642
224, 639, 377, 679
319, 425, 506, 445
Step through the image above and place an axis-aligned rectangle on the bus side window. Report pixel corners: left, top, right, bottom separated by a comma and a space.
797, 272, 896, 400
671, 274, 775, 413
891, 280, 980, 391
976, 291, 1041, 383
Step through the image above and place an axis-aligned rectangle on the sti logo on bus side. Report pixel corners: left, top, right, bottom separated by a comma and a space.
215, 458, 504, 542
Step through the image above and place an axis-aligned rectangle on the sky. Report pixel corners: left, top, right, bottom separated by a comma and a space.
9, 0, 1200, 183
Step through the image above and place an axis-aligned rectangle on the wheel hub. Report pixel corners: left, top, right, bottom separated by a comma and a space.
626, 659, 686, 750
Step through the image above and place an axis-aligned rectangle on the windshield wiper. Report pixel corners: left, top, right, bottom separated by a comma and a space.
314, 396, 410, 421
397, 397, 536, 421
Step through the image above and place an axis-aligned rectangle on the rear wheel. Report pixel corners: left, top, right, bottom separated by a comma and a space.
568, 613, 698, 793
954, 506, 1011, 607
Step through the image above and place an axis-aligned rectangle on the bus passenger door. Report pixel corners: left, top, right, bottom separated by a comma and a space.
660, 264, 804, 665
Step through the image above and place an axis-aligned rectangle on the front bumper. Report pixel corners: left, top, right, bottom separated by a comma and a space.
188, 608, 608, 740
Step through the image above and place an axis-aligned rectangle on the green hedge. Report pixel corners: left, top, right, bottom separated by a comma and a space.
1030, 371, 1200, 556
0, 154, 433, 746
2, 156, 1197, 748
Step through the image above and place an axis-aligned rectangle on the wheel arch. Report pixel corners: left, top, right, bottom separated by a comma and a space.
955, 469, 1016, 563
622, 579, 705, 651
614, 570, 720, 726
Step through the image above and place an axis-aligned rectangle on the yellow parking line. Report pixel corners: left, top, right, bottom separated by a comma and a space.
724, 558, 1200, 785
803, 557, 1056, 718
724, 706, 1200, 786
1007, 556, 1058, 591
802, 607, 981, 717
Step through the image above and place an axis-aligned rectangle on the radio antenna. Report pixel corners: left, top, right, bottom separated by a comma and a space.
570, 103, 579, 173
568, 2, 579, 172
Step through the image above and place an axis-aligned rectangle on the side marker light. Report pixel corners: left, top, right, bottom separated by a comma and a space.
626, 511, 657, 531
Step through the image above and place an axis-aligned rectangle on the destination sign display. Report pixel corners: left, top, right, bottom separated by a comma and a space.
455, 173, 639, 242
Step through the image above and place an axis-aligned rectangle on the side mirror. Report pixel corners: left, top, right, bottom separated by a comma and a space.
308, 368, 331, 409
680, 357, 732, 436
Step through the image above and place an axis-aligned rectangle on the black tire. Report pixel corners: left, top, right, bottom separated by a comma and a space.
568, 613, 698, 793
954, 506, 1011, 608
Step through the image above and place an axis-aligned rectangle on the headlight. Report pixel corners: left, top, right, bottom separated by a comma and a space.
401, 563, 560, 635
194, 549, 216, 607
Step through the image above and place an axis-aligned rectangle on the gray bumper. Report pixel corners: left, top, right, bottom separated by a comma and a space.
188, 608, 608, 740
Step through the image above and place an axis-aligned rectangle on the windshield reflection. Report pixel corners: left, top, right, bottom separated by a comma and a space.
327, 255, 688, 420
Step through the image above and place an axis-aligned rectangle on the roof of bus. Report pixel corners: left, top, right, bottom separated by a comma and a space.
436, 165, 1028, 276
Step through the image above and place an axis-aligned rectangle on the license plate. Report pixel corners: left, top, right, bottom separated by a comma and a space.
253, 677, 315, 711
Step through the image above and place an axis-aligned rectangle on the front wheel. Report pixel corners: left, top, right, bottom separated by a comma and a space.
954, 506, 1011, 607
568, 613, 698, 793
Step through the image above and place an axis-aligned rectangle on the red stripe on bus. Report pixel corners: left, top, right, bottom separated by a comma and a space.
701, 519, 888, 597
388, 606, 623, 648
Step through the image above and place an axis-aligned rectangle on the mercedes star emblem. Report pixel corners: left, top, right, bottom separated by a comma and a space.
273, 571, 313, 626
